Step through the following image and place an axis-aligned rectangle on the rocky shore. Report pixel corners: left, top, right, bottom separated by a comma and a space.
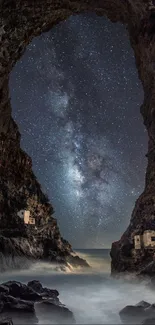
0, 280, 75, 325
0, 232, 89, 273
1, 279, 155, 325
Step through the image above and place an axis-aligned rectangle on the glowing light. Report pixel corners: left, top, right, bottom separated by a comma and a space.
68, 164, 85, 185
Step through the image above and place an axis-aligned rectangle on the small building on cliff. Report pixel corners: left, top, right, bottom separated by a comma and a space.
134, 230, 155, 249
17, 210, 35, 225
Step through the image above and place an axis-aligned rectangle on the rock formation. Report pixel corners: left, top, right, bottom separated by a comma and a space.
0, 280, 75, 324
0, 133, 89, 270
119, 300, 155, 324
0, 0, 155, 274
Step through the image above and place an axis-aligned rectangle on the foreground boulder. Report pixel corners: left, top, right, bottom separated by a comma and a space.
0, 280, 75, 325
28, 280, 75, 323
0, 319, 13, 325
35, 299, 75, 324
2, 281, 40, 301
27, 280, 59, 300
0, 293, 38, 324
119, 300, 155, 324
0, 286, 9, 295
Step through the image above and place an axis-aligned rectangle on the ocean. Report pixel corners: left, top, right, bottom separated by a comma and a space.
0, 249, 155, 324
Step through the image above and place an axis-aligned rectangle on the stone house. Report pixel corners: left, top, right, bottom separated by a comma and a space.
134, 230, 155, 249
17, 210, 35, 225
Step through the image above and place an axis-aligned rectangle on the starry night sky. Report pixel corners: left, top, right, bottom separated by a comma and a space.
10, 14, 147, 248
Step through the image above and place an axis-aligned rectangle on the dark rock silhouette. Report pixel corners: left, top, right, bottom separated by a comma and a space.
27, 280, 59, 300
1, 281, 41, 301
0, 280, 75, 325
119, 300, 155, 324
0, 319, 13, 325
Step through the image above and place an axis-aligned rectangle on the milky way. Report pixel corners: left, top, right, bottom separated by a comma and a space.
10, 14, 147, 248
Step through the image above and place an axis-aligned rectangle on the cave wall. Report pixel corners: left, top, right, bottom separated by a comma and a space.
0, 0, 154, 273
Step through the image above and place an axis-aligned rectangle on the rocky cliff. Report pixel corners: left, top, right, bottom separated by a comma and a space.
0, 0, 155, 275
0, 130, 88, 271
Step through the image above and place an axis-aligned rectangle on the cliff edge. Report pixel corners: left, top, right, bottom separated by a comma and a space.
0, 131, 88, 271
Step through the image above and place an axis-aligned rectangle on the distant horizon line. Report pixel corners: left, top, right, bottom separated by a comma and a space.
73, 247, 111, 250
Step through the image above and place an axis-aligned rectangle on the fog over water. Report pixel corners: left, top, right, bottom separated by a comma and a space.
1, 250, 155, 324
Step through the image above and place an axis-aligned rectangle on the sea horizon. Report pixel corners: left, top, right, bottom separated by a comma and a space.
74, 247, 111, 250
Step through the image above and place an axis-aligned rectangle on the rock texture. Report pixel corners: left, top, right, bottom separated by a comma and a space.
0, 0, 155, 273
0, 319, 13, 325
0, 129, 79, 270
0, 280, 75, 324
119, 300, 155, 324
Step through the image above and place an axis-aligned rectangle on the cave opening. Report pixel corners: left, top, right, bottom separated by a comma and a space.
9, 13, 147, 249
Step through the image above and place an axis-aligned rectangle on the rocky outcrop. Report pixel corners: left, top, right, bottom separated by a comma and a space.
0, 0, 155, 274
35, 300, 75, 324
119, 300, 155, 324
0, 280, 75, 324
0, 228, 89, 271
110, 210, 155, 275
0, 319, 13, 325
0, 133, 88, 271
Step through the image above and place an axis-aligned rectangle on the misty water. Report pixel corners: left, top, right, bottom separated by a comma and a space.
1, 249, 155, 324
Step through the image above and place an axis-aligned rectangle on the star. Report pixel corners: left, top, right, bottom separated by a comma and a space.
10, 13, 146, 248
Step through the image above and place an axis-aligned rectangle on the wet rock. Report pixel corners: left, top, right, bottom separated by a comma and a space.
67, 254, 89, 268
0, 294, 35, 312
145, 304, 155, 318
2, 281, 41, 301
119, 305, 146, 323
0, 318, 13, 325
136, 301, 151, 308
0, 303, 4, 314
27, 281, 42, 294
27, 280, 59, 300
0, 280, 74, 325
120, 301, 155, 324
0, 293, 38, 324
0, 286, 9, 295
35, 299, 75, 324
